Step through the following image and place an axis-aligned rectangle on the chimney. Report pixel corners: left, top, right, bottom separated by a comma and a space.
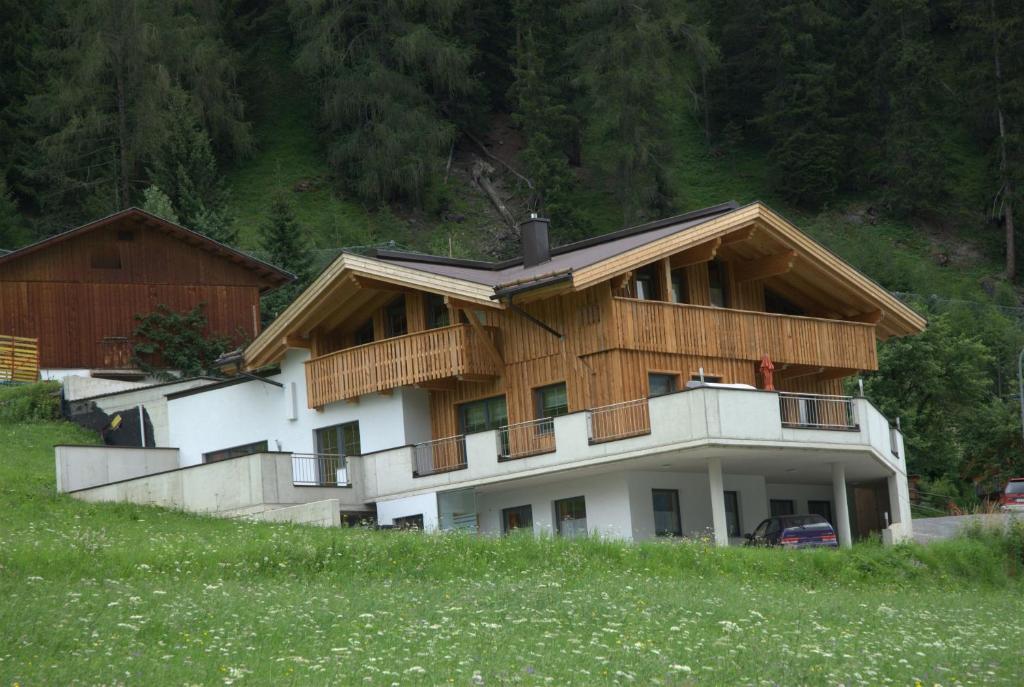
520, 213, 550, 267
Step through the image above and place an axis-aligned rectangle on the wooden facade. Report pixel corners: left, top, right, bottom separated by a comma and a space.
245, 202, 926, 460
0, 209, 290, 370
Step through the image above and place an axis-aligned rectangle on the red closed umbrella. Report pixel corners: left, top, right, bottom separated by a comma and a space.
759, 354, 775, 391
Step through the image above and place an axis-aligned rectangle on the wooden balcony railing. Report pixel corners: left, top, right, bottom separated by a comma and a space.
611, 298, 878, 370
305, 324, 501, 407
0, 334, 39, 384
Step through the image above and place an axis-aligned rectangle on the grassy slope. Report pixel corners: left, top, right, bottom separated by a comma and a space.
1, 387, 1023, 685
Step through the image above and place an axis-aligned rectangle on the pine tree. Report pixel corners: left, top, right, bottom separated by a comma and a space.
0, 176, 27, 249
258, 196, 313, 324
289, 0, 481, 206
25, 0, 251, 224
140, 185, 179, 223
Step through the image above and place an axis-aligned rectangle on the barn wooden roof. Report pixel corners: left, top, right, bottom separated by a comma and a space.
245, 201, 926, 368
0, 208, 293, 292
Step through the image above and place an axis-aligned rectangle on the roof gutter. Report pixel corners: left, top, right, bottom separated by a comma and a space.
492, 273, 571, 340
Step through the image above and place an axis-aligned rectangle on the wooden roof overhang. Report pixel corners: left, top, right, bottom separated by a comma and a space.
244, 252, 501, 369
567, 202, 926, 340
0, 208, 293, 293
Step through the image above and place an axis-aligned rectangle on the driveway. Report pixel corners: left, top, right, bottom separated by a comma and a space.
912, 512, 1020, 544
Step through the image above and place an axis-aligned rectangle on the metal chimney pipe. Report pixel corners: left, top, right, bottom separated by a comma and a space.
520, 213, 551, 267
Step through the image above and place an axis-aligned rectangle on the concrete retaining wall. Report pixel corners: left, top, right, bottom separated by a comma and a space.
55, 445, 181, 493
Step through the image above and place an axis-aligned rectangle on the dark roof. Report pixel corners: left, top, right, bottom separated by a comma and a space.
0, 207, 294, 291
370, 201, 739, 291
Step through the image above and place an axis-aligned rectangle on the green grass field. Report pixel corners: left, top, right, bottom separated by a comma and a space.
1, 389, 1023, 685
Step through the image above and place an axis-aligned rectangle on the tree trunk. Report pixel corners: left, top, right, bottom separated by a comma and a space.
471, 159, 517, 231
114, 63, 130, 210
991, 0, 1015, 281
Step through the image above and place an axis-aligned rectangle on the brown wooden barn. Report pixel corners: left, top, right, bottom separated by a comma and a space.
0, 208, 292, 375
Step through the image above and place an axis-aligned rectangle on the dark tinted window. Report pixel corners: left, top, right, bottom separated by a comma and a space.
724, 490, 740, 537
708, 259, 729, 307
670, 269, 687, 303
652, 489, 682, 536
203, 440, 268, 464
648, 373, 678, 397
502, 505, 533, 533
554, 495, 587, 537
458, 396, 508, 434
807, 500, 833, 524
384, 296, 407, 337
425, 293, 449, 329
1006, 481, 1024, 494
635, 265, 659, 300
770, 499, 795, 516
535, 383, 568, 419
355, 319, 374, 345
315, 421, 361, 456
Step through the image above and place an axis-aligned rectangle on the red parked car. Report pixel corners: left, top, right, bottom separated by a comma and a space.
1001, 478, 1024, 512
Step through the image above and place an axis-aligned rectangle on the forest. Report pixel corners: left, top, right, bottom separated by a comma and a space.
1, 0, 1023, 499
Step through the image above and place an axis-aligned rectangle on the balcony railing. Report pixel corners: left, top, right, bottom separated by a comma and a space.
413, 435, 467, 477
498, 417, 556, 460
291, 453, 349, 486
611, 297, 878, 370
305, 323, 501, 407
586, 398, 651, 444
778, 393, 858, 431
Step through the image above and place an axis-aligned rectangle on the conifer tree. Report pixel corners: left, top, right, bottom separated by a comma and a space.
140, 185, 179, 224
259, 195, 313, 324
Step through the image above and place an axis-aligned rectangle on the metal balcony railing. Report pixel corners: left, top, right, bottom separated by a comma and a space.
586, 398, 651, 444
413, 435, 468, 477
291, 453, 348, 486
497, 417, 556, 460
778, 393, 858, 431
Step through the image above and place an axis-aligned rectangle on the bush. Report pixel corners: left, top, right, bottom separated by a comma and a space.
0, 382, 62, 423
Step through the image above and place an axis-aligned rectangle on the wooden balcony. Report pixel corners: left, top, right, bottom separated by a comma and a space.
305, 324, 501, 407
611, 297, 878, 370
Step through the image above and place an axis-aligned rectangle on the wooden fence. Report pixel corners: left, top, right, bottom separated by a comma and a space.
0, 335, 40, 384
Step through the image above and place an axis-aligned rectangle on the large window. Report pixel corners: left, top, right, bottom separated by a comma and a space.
554, 496, 587, 538
458, 395, 508, 434
724, 490, 741, 537
502, 505, 533, 533
770, 499, 795, 517
203, 440, 268, 464
634, 265, 659, 300
807, 499, 833, 524
393, 514, 424, 530
425, 293, 450, 329
652, 489, 682, 537
670, 269, 687, 303
315, 421, 361, 457
534, 382, 569, 419
648, 372, 679, 397
384, 296, 408, 337
708, 259, 729, 308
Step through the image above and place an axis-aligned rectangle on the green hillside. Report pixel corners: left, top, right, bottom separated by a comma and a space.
1, 385, 1023, 685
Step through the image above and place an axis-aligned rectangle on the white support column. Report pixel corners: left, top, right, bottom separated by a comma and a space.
831, 462, 853, 548
708, 456, 729, 547
885, 473, 913, 544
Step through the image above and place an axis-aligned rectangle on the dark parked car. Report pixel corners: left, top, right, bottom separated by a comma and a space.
1000, 477, 1024, 512
745, 514, 838, 549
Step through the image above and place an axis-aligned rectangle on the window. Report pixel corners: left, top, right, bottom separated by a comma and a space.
315, 421, 361, 457
90, 246, 122, 269
116, 229, 135, 242
393, 514, 424, 530
670, 269, 687, 303
724, 490, 740, 537
425, 293, 449, 329
458, 395, 508, 434
554, 496, 587, 538
689, 374, 723, 384
384, 296, 407, 337
770, 499, 795, 517
203, 440, 268, 464
652, 489, 682, 537
355, 319, 374, 345
648, 372, 678, 397
502, 505, 533, 533
634, 265, 659, 300
707, 259, 729, 307
534, 383, 569, 419
807, 500, 833, 524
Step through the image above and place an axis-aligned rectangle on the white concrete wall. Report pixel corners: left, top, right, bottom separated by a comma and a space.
70, 452, 365, 512
88, 378, 216, 446
476, 471, 633, 539
765, 483, 835, 515
244, 499, 342, 527
375, 492, 440, 531
62, 375, 146, 400
42, 369, 96, 382
166, 349, 431, 466
55, 445, 181, 493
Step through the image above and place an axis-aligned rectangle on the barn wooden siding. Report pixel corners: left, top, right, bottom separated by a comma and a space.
0, 216, 270, 369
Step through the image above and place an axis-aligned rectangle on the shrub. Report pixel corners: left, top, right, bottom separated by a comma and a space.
0, 382, 61, 423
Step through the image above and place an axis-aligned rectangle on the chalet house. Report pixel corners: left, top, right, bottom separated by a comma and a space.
0, 208, 291, 379
56, 201, 925, 545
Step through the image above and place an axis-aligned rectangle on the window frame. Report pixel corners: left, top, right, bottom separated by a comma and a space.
314, 421, 361, 458
707, 259, 730, 308
723, 490, 741, 538
652, 488, 683, 537
457, 395, 509, 435
383, 296, 408, 338
424, 293, 450, 329
670, 268, 687, 303
647, 371, 680, 397
501, 504, 534, 534
770, 499, 796, 517
634, 265, 659, 300
534, 382, 569, 420
553, 495, 588, 538
807, 499, 833, 524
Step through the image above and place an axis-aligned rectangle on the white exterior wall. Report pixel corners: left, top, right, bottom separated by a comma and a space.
166, 349, 432, 466
55, 445, 181, 493
375, 492, 440, 531
89, 379, 216, 446
765, 483, 835, 515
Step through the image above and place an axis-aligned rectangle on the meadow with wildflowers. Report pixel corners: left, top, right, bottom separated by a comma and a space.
1, 395, 1023, 685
